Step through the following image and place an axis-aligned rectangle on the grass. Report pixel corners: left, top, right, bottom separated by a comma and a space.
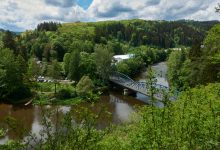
33, 96, 83, 106
31, 82, 83, 105
58, 22, 95, 38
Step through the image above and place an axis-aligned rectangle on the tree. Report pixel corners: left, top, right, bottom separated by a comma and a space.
52, 41, 65, 62
43, 43, 52, 62
36, 22, 60, 31
79, 52, 97, 79
2, 31, 16, 53
76, 76, 94, 96
28, 58, 41, 80
199, 24, 220, 83
0, 32, 4, 49
63, 53, 71, 76
146, 67, 158, 104
17, 55, 28, 76
167, 49, 187, 89
68, 50, 80, 81
0, 48, 30, 100
48, 60, 62, 94
107, 41, 123, 55
32, 42, 43, 61
130, 33, 138, 46
94, 45, 113, 82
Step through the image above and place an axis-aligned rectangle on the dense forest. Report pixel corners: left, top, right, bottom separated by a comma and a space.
167, 23, 220, 89
0, 18, 220, 149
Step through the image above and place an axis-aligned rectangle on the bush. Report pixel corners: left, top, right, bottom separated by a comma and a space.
76, 76, 94, 96
57, 89, 71, 100
116, 62, 130, 75
8, 86, 31, 100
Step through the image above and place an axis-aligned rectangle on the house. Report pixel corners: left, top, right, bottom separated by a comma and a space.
112, 54, 134, 64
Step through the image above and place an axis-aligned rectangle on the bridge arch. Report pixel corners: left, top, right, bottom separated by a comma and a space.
109, 71, 173, 101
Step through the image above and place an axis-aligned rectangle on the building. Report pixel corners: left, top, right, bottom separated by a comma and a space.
112, 54, 134, 64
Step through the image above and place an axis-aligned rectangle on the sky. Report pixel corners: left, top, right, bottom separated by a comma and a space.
0, 0, 219, 31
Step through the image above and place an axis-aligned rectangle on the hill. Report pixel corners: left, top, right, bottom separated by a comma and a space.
57, 19, 219, 48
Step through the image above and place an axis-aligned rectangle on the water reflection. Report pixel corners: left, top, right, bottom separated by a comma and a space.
0, 104, 34, 141
0, 93, 145, 143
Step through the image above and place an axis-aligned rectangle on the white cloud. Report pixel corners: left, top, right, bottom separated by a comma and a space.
0, 0, 88, 31
0, 0, 219, 31
88, 0, 220, 21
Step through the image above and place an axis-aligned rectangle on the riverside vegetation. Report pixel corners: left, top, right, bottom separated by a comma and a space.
0, 19, 220, 149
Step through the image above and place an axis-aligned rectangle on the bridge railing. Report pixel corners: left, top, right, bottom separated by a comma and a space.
110, 72, 134, 82
110, 71, 178, 100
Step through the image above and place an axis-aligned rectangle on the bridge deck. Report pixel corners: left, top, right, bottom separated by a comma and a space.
109, 72, 172, 101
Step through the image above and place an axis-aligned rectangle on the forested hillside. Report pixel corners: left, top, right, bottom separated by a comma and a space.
3, 19, 218, 63
0, 19, 218, 101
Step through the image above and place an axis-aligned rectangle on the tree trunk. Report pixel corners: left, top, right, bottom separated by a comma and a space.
54, 82, 57, 96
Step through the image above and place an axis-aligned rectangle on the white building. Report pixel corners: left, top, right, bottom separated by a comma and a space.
113, 54, 134, 64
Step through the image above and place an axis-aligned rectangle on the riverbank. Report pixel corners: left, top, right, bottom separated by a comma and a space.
32, 96, 83, 105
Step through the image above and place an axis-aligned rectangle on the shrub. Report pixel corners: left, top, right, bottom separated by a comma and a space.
76, 76, 94, 96
8, 86, 31, 100
57, 89, 71, 100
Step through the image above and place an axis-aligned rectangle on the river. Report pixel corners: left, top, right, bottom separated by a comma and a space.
0, 62, 168, 144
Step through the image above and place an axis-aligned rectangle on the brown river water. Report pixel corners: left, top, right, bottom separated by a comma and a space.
0, 62, 168, 144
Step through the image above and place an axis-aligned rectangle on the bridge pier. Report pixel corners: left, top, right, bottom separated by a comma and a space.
123, 89, 129, 95
109, 82, 136, 96
123, 88, 136, 96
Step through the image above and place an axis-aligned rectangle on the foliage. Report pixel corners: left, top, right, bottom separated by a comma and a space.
0, 128, 6, 138
6, 83, 220, 149
79, 52, 97, 79
97, 83, 220, 150
94, 19, 218, 48
56, 89, 72, 100
47, 60, 62, 80
2, 30, 16, 53
116, 56, 145, 77
6, 19, 217, 92
167, 49, 187, 89
116, 46, 167, 77
33, 95, 82, 105
47, 60, 62, 94
94, 45, 113, 82
24, 107, 108, 149
76, 76, 94, 97
0, 140, 24, 150
201, 24, 220, 83
52, 41, 65, 62
130, 83, 220, 149
63, 53, 71, 76
168, 24, 220, 89
85, 91, 102, 103
146, 67, 158, 103
0, 48, 31, 100
36, 22, 61, 32
68, 50, 81, 81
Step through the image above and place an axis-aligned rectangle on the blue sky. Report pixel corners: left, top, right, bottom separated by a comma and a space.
77, 0, 93, 9
0, 0, 219, 31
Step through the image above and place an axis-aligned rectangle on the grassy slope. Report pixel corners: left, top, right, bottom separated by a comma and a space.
58, 22, 95, 36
